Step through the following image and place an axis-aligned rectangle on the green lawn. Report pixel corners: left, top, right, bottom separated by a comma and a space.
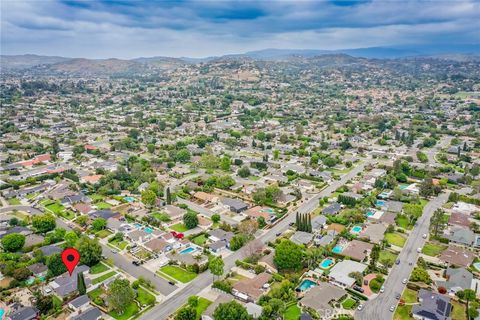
394, 304, 412, 320
385, 233, 406, 247
159, 265, 197, 283
136, 287, 156, 306
395, 215, 412, 229
342, 298, 357, 309
422, 243, 447, 257
52, 295, 62, 309
90, 194, 105, 202
379, 250, 398, 265
109, 239, 128, 250
45, 202, 65, 214
26, 193, 39, 200
96, 202, 112, 209
109, 302, 139, 320
90, 262, 109, 274
170, 223, 188, 232
8, 198, 21, 205
88, 287, 103, 300
152, 212, 171, 222
195, 297, 212, 318
283, 304, 301, 320
92, 271, 116, 284
451, 301, 466, 320
96, 229, 113, 239
369, 277, 385, 293
192, 234, 207, 246
62, 210, 76, 220
402, 288, 417, 303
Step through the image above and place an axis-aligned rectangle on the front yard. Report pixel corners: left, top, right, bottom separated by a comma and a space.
92, 271, 117, 284
385, 233, 407, 247
159, 265, 197, 283
422, 242, 447, 257
90, 262, 110, 274
170, 223, 188, 232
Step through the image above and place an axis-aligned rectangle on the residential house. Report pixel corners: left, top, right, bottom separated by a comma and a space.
439, 246, 476, 267
329, 260, 367, 288
258, 251, 277, 273
290, 231, 313, 246
412, 289, 452, 320
437, 267, 474, 296
299, 282, 346, 318
70, 308, 102, 320
232, 272, 272, 302
322, 202, 342, 215
221, 198, 248, 213
68, 295, 91, 316
50, 265, 90, 298
447, 227, 476, 246
6, 307, 38, 320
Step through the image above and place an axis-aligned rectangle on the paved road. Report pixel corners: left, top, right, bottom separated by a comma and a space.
0, 205, 43, 215
139, 160, 372, 320
356, 192, 449, 320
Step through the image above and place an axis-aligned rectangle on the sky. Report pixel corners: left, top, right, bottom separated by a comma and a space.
1, 0, 479, 59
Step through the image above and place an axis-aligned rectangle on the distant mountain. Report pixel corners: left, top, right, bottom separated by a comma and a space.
1, 54, 71, 70
38, 58, 144, 76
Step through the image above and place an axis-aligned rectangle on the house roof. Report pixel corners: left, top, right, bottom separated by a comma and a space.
340, 240, 374, 261
386, 201, 403, 213
312, 215, 327, 230
7, 307, 38, 320
70, 307, 101, 320
329, 260, 367, 287
439, 246, 476, 267
322, 202, 341, 215
412, 289, 452, 320
233, 272, 271, 301
301, 282, 345, 313
290, 231, 313, 245
52, 265, 90, 297
69, 295, 90, 308
221, 197, 248, 210
144, 238, 169, 253
27, 262, 47, 274
448, 227, 475, 246
38, 244, 62, 256
444, 267, 473, 291
208, 229, 234, 242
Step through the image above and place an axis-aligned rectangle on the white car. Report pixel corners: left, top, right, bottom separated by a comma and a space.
417, 247, 422, 253
422, 234, 427, 239
402, 278, 408, 284
357, 304, 364, 311
111, 249, 118, 254
389, 305, 395, 312
380, 286, 385, 293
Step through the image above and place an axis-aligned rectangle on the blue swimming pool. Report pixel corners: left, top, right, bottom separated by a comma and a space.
351, 226, 362, 234
180, 247, 197, 254
366, 211, 375, 217
298, 279, 317, 292
144, 227, 153, 234
376, 200, 386, 206
124, 196, 135, 202
0, 308, 4, 319
332, 245, 344, 254
134, 223, 142, 229
261, 208, 275, 213
399, 185, 408, 190
320, 258, 334, 269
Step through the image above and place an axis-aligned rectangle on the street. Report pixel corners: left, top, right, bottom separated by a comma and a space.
139, 160, 372, 320
355, 192, 449, 320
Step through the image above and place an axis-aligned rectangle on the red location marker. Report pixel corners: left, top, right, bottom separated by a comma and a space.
61, 248, 81, 276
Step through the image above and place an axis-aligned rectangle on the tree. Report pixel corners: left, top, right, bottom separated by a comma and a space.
107, 279, 135, 314
47, 253, 67, 277
92, 218, 107, 231
349, 272, 364, 286
175, 306, 197, 320
214, 301, 251, 320
257, 216, 266, 228
166, 187, 172, 205
410, 267, 432, 284
65, 231, 79, 248
141, 190, 156, 207
273, 239, 303, 271
1, 233, 25, 252
238, 166, 251, 178
77, 272, 86, 295
13, 267, 32, 281
176, 149, 191, 163
76, 236, 102, 266
35, 294, 53, 315
463, 289, 476, 314
76, 215, 88, 227
430, 209, 445, 237
220, 156, 231, 171
211, 214, 220, 223
209, 256, 224, 279
32, 214, 56, 233
147, 143, 155, 153
183, 210, 199, 229
238, 219, 258, 237
229, 234, 249, 251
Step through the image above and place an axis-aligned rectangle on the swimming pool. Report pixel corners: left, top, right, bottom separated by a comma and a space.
399, 185, 408, 190
144, 227, 153, 234
351, 226, 362, 234
261, 208, 275, 213
332, 245, 344, 254
376, 200, 386, 206
473, 262, 480, 272
366, 211, 375, 217
298, 279, 317, 292
0, 308, 4, 319
320, 258, 334, 269
124, 196, 135, 202
180, 247, 197, 254
134, 223, 143, 229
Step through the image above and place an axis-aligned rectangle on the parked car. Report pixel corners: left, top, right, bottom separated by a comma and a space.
132, 261, 140, 266
402, 278, 407, 284
389, 305, 395, 312
353, 285, 364, 293
422, 234, 427, 239
168, 281, 175, 286
380, 286, 385, 293
357, 304, 364, 311
395, 293, 401, 300
111, 249, 118, 254
417, 247, 422, 253
395, 259, 400, 265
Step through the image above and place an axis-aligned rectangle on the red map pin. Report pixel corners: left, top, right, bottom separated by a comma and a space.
61, 248, 81, 276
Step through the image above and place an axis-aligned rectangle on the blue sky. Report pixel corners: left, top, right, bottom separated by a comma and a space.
2, 0, 479, 58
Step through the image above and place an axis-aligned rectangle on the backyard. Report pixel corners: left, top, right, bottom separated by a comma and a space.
191, 234, 207, 246
159, 265, 197, 283
170, 223, 188, 232
283, 303, 301, 320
